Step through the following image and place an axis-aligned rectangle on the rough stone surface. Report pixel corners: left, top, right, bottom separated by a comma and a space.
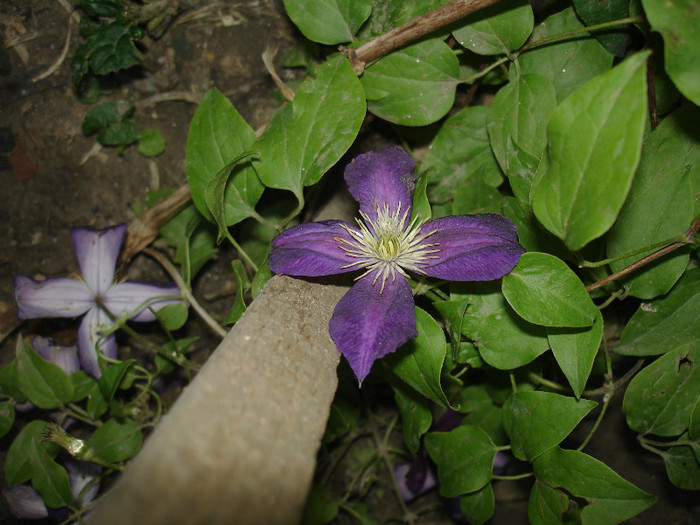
86, 275, 348, 525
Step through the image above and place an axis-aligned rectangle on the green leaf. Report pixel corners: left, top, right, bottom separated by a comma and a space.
623, 343, 700, 436
72, 22, 143, 82
425, 425, 496, 497
615, 268, 700, 356
452, 172, 503, 215
661, 438, 700, 490
487, 71, 556, 206
81, 0, 126, 18
423, 106, 503, 204
186, 89, 262, 226
459, 483, 495, 525
98, 119, 139, 147
89, 418, 143, 463
642, 0, 700, 105
323, 375, 360, 444
452, 0, 533, 55
160, 204, 217, 281
690, 397, 700, 441
5, 421, 60, 486
358, 0, 439, 37
282, 0, 371, 45
0, 400, 15, 437
97, 359, 135, 402
519, 8, 613, 101
606, 106, 698, 299
502, 252, 597, 327
361, 38, 459, 126
411, 171, 431, 223
16, 338, 73, 409
255, 55, 365, 197
451, 282, 550, 369
224, 259, 251, 325
82, 100, 134, 135
503, 391, 597, 461
529, 480, 570, 525
300, 484, 340, 525
86, 381, 109, 419
30, 441, 73, 508
572, 0, 632, 56
204, 152, 260, 242
531, 51, 649, 251
532, 447, 656, 525
137, 128, 166, 157
71, 370, 96, 402
0, 358, 26, 402
384, 307, 450, 408
392, 379, 432, 454
548, 310, 603, 398
155, 301, 189, 332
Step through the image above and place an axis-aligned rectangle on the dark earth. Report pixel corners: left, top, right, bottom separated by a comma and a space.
0, 1, 698, 523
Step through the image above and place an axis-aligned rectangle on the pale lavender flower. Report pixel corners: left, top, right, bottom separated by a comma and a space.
268, 147, 524, 382
32, 336, 80, 375
2, 485, 49, 520
14, 224, 181, 378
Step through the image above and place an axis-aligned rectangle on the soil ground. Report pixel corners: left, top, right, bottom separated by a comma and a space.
0, 1, 698, 524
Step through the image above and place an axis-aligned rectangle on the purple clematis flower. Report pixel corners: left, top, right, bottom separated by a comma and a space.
14, 224, 181, 378
268, 147, 524, 383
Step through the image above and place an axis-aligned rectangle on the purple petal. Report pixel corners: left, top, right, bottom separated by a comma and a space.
344, 147, 416, 222
2, 485, 48, 519
65, 459, 101, 507
419, 214, 525, 281
103, 282, 181, 322
72, 224, 127, 294
78, 308, 117, 378
329, 273, 417, 383
32, 336, 80, 375
269, 220, 360, 277
14, 275, 93, 319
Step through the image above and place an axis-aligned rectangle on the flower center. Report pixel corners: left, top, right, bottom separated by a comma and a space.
336, 202, 440, 292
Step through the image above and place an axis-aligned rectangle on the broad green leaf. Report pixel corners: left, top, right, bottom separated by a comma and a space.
606, 107, 698, 299
0, 358, 26, 402
29, 442, 72, 508
503, 391, 597, 461
411, 172, 431, 223
301, 484, 340, 525
529, 480, 570, 525
392, 379, 432, 454
531, 51, 649, 251
423, 106, 503, 203
81, 0, 124, 18
615, 268, 700, 356
98, 119, 139, 147
186, 89, 262, 226
533, 447, 656, 524
385, 307, 450, 408
452, 172, 503, 215
137, 128, 166, 157
661, 439, 700, 490
690, 397, 700, 440
362, 38, 459, 126
459, 483, 495, 525
71, 370, 96, 402
86, 381, 108, 419
282, 0, 371, 45
0, 400, 14, 437
82, 100, 134, 135
642, 0, 700, 105
425, 425, 496, 497
623, 343, 700, 436
501, 196, 568, 256
89, 418, 143, 463
452, 282, 549, 369
5, 420, 60, 486
358, 0, 439, 37
519, 8, 613, 101
16, 339, 73, 409
72, 22, 143, 83
502, 252, 597, 327
160, 204, 217, 281
572, 0, 632, 56
204, 152, 259, 243
548, 310, 603, 398
487, 71, 556, 205
156, 301, 189, 332
255, 55, 365, 197
452, 0, 533, 55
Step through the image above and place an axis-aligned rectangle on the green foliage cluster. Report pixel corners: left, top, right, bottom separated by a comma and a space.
180, 0, 698, 522
3, 0, 698, 522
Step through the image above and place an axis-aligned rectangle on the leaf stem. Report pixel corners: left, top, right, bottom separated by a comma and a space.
492, 472, 534, 481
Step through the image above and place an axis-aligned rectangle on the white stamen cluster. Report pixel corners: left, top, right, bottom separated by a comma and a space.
336, 202, 440, 292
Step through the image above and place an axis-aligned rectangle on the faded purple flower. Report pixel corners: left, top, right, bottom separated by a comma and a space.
2, 485, 49, 520
32, 335, 80, 375
14, 224, 181, 378
269, 147, 524, 383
